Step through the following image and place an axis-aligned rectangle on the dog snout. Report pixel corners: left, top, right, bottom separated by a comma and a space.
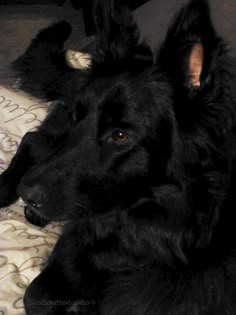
18, 184, 47, 209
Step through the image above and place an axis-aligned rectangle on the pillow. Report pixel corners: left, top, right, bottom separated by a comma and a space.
0, 85, 61, 315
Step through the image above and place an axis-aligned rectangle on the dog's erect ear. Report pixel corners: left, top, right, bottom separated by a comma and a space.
93, 0, 140, 64
12, 22, 90, 100
158, 0, 225, 92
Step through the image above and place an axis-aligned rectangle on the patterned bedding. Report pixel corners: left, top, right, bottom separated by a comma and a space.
0, 85, 61, 315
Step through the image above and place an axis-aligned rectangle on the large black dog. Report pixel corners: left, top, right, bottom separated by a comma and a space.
1, 0, 236, 314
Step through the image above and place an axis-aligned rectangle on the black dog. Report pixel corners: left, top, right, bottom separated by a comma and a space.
1, 0, 236, 314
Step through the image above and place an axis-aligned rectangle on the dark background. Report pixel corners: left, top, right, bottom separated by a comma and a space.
0, 0, 235, 90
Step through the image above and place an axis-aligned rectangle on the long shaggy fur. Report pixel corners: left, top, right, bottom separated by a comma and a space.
0, 0, 235, 314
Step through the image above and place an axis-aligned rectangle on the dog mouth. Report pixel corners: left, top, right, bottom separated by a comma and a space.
24, 205, 49, 227
22, 199, 89, 227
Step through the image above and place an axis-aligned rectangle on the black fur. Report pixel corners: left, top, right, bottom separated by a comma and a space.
1, 0, 236, 314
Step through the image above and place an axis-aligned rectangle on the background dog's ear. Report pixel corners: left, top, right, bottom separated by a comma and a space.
157, 0, 226, 93
93, 0, 140, 64
12, 21, 81, 100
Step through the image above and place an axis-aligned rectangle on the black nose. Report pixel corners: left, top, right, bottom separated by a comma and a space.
18, 184, 46, 208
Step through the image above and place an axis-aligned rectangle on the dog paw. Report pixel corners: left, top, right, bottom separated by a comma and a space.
0, 173, 18, 208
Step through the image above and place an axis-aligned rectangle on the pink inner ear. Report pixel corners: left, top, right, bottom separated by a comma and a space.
189, 43, 204, 87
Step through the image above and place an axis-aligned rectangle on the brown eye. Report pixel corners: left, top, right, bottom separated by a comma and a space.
112, 131, 129, 143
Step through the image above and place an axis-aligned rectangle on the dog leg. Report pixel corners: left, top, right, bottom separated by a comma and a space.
24, 221, 105, 315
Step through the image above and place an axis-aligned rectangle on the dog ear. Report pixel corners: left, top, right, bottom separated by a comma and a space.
157, 0, 225, 93
93, 0, 140, 64
12, 22, 83, 100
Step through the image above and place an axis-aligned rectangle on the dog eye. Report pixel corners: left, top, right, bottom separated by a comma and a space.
112, 130, 129, 143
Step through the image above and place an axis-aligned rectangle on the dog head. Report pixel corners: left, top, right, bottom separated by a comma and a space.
18, 0, 234, 261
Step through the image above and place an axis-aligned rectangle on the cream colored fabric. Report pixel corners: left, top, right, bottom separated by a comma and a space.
0, 86, 48, 165
0, 86, 61, 315
65, 50, 92, 70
